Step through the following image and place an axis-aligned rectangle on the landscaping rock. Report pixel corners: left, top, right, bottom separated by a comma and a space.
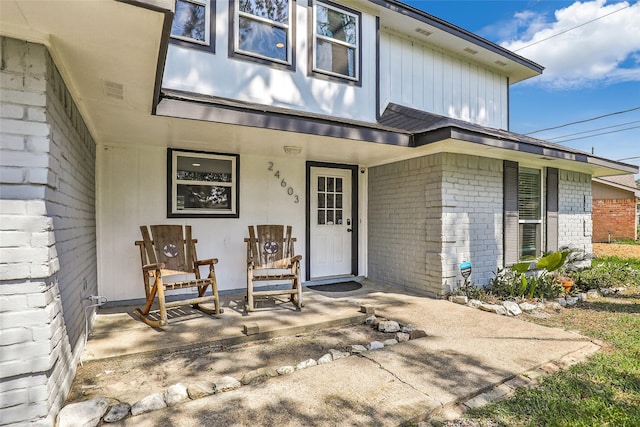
349, 344, 367, 354
131, 393, 166, 416
328, 349, 350, 360
586, 289, 599, 299
578, 293, 587, 302
215, 376, 241, 392
468, 299, 484, 308
557, 298, 567, 307
103, 402, 131, 423
451, 295, 468, 305
368, 341, 384, 350
378, 320, 400, 332
317, 353, 333, 364
502, 301, 522, 316
187, 382, 216, 399
372, 317, 387, 327
276, 366, 295, 375
383, 339, 398, 346
566, 297, 579, 306
240, 367, 278, 385
546, 301, 563, 311
479, 303, 508, 315
296, 358, 317, 370
57, 397, 110, 427
395, 332, 410, 343
364, 315, 377, 325
409, 329, 428, 340
165, 383, 189, 406
519, 302, 537, 312
401, 324, 417, 333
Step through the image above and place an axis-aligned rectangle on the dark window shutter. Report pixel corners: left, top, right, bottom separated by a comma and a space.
504, 161, 519, 266
546, 167, 559, 252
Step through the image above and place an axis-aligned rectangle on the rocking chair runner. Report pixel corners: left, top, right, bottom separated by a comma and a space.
245, 225, 302, 312
134, 225, 223, 327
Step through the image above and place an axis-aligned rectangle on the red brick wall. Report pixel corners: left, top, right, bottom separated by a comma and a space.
592, 198, 637, 242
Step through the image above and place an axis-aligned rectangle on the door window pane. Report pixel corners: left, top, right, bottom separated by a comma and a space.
317, 174, 345, 226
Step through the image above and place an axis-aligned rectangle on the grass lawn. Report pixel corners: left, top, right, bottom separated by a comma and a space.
460, 253, 640, 427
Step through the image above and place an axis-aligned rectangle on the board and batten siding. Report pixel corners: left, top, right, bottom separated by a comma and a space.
162, 1, 378, 122
97, 146, 309, 302
379, 31, 509, 129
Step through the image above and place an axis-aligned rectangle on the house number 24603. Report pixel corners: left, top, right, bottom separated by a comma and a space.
268, 162, 299, 203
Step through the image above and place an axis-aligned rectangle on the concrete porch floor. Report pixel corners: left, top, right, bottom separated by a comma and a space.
83, 279, 601, 425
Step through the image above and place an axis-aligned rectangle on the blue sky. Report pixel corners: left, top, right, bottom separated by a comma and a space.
405, 0, 640, 179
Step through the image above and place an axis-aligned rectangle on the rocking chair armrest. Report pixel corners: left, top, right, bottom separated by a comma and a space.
142, 262, 165, 271
291, 255, 302, 264
195, 258, 218, 266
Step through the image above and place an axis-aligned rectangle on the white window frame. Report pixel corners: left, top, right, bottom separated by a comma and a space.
171, 0, 212, 47
234, 0, 292, 65
518, 167, 544, 259
312, 0, 360, 81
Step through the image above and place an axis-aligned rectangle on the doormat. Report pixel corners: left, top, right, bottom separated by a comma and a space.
307, 281, 363, 292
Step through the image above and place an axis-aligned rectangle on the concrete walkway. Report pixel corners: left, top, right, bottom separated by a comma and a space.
86, 280, 600, 426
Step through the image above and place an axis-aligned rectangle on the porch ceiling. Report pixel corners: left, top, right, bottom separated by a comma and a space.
1, 1, 635, 177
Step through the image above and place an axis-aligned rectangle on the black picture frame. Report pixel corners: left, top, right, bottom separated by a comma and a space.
167, 148, 240, 218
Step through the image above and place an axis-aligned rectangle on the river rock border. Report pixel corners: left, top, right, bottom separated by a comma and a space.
56, 313, 427, 426
448, 287, 625, 317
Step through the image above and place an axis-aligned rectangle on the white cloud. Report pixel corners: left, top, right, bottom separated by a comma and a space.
500, 0, 640, 89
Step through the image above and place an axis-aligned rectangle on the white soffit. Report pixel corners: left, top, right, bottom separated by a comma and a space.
0, 0, 169, 145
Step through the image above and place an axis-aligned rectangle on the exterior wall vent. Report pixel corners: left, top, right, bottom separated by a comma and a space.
415, 28, 432, 37
464, 47, 478, 55
494, 60, 508, 67
103, 80, 124, 100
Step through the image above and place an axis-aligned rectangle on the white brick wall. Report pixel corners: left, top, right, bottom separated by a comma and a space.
440, 154, 503, 290
368, 153, 503, 296
0, 37, 97, 426
559, 170, 593, 257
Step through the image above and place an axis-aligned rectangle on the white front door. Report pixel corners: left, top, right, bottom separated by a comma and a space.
310, 167, 352, 278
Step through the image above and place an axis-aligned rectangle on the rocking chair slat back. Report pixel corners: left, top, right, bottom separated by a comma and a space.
140, 225, 157, 266
148, 224, 189, 273
249, 224, 293, 269
134, 224, 223, 327
245, 224, 302, 312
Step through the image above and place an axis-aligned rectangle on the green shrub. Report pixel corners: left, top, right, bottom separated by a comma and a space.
570, 256, 640, 291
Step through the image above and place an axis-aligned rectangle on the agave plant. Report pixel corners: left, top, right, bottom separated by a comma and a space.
510, 250, 570, 299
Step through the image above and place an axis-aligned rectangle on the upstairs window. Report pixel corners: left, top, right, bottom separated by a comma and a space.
518, 167, 542, 259
313, 1, 360, 81
171, 0, 214, 51
234, 0, 292, 65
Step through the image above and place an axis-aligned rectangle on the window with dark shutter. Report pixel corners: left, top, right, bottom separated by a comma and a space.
546, 168, 559, 252
518, 167, 542, 258
503, 161, 519, 266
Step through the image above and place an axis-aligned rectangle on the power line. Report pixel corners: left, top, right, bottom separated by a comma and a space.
513, 4, 631, 53
552, 125, 640, 143
525, 106, 640, 135
546, 120, 640, 141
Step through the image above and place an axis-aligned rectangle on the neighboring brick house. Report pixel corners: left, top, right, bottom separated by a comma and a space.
592, 175, 640, 242
0, 1, 637, 425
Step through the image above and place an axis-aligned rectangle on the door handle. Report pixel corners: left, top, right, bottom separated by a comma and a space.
347, 228, 353, 232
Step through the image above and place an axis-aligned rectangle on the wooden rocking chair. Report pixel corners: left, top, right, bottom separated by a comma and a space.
134, 225, 223, 327
244, 225, 302, 312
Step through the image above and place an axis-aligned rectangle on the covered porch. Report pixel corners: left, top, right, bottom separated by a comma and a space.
70, 279, 601, 426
